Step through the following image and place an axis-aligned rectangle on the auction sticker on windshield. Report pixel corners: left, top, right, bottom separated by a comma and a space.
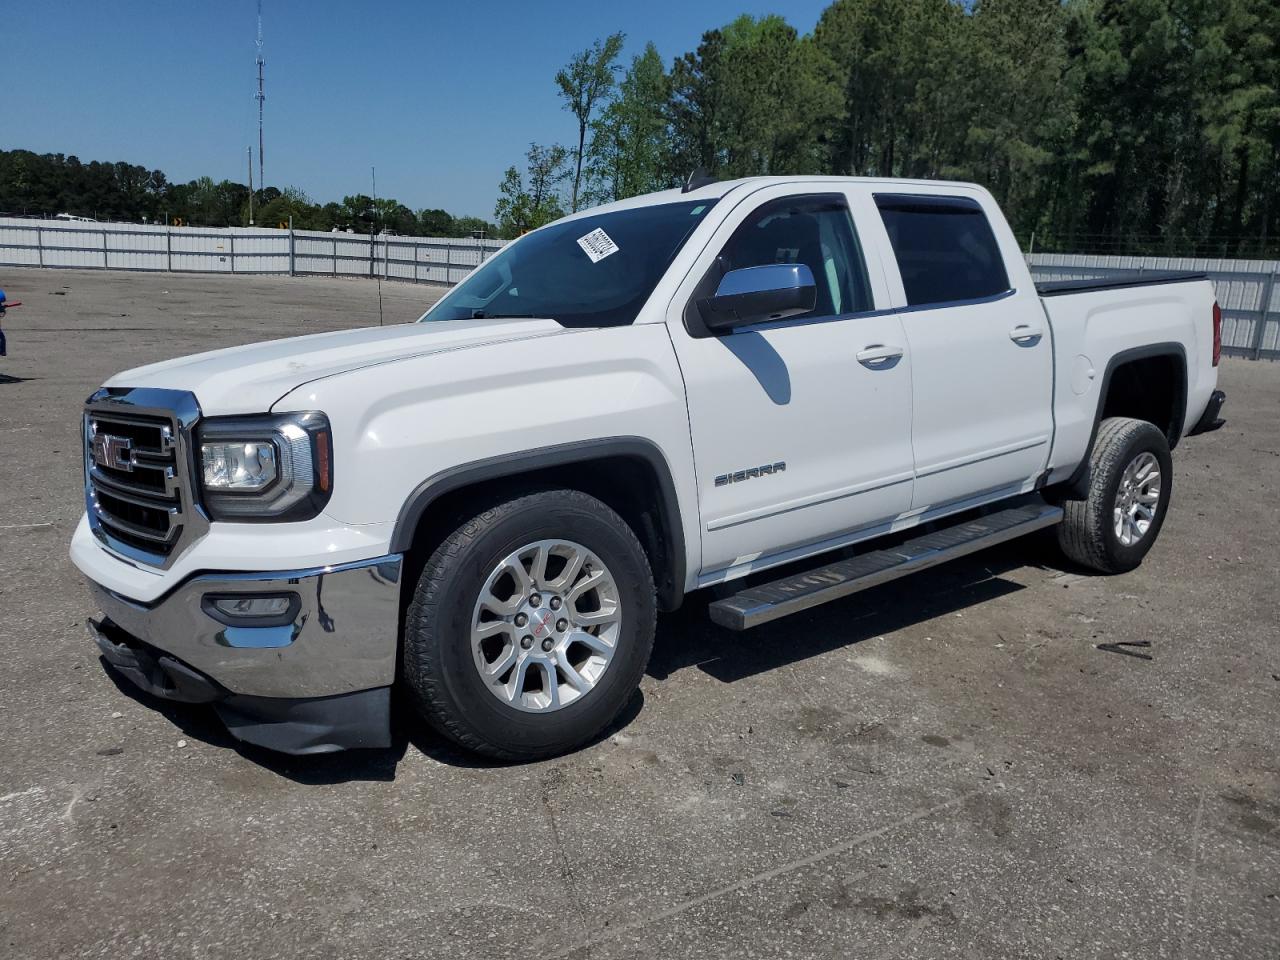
577, 227, 620, 263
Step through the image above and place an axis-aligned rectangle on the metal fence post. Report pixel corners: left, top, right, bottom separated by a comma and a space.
288, 217, 295, 276
333, 237, 338, 275
1252, 270, 1277, 361
36, 224, 43, 267
229, 233, 235, 273
102, 228, 109, 269
166, 225, 172, 271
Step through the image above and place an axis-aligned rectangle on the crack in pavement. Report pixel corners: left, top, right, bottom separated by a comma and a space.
548, 789, 979, 958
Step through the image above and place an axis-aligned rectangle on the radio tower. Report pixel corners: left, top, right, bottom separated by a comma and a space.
255, 0, 265, 192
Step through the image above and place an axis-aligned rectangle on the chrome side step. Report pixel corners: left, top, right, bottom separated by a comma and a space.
708, 502, 1064, 631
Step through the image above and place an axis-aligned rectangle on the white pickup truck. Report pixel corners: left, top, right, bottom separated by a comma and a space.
73, 175, 1226, 758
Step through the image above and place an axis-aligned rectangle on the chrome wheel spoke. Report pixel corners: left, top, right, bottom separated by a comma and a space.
546, 547, 586, 592
484, 644, 518, 679
566, 569, 606, 605
574, 604, 619, 628
504, 656, 534, 704
473, 618, 510, 640
571, 628, 614, 654
540, 662, 561, 709
471, 538, 622, 714
556, 651, 591, 693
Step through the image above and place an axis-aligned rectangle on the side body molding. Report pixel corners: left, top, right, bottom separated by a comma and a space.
389, 437, 688, 610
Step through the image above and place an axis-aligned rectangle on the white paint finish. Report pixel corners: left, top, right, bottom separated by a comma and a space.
1070, 355, 1095, 396
1040, 279, 1218, 483
70, 514, 398, 604
662, 182, 915, 574
866, 185, 1055, 512
106, 317, 568, 414
272, 322, 705, 589
896, 291, 1054, 509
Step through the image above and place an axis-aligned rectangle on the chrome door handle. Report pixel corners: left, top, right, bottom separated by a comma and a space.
856, 344, 904, 367
1009, 324, 1043, 343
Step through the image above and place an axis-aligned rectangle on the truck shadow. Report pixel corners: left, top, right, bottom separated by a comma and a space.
102, 664, 645, 783
648, 538, 1059, 685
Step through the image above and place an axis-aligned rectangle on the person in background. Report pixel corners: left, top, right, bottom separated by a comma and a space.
0, 288, 19, 357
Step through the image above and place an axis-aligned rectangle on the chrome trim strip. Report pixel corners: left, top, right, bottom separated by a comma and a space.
90, 464, 180, 501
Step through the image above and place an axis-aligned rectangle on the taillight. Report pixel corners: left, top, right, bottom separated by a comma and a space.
1212, 301, 1222, 367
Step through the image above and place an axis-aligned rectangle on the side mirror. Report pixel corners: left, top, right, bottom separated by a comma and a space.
698, 263, 817, 333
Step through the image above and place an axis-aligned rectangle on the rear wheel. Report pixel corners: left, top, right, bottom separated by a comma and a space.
1056, 417, 1173, 573
403, 490, 656, 760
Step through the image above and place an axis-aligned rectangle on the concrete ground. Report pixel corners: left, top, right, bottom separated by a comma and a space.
0, 266, 1277, 960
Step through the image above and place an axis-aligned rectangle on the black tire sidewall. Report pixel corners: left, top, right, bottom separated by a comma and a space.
416, 496, 654, 757
1097, 423, 1173, 571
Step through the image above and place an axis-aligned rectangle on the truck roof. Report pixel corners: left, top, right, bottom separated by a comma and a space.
562, 175, 989, 224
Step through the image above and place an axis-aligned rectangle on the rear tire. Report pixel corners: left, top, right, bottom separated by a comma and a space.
1056, 417, 1173, 574
402, 489, 656, 761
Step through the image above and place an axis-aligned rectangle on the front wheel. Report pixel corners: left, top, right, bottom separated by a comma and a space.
402, 490, 656, 760
1056, 417, 1173, 574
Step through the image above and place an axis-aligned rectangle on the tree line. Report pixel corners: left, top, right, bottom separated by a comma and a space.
497, 0, 1280, 258
0, 149, 499, 238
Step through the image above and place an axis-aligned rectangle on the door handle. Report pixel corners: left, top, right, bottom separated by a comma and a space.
1009, 324, 1043, 343
856, 344, 905, 367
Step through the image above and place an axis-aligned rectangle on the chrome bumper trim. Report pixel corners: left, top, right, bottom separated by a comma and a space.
85, 555, 403, 699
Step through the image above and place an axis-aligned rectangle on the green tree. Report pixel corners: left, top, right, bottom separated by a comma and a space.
555, 32, 626, 211
586, 43, 674, 203
494, 143, 570, 237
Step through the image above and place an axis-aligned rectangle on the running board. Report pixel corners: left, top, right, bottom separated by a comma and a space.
708, 502, 1064, 631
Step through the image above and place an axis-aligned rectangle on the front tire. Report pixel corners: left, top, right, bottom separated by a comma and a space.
1057, 417, 1173, 574
403, 490, 656, 760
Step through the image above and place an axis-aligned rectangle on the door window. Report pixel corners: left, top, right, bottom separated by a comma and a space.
874, 195, 1010, 306
706, 195, 873, 322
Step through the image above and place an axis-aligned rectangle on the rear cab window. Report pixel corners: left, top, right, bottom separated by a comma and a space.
874, 194, 1011, 306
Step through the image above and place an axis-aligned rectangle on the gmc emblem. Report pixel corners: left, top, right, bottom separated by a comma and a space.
93, 433, 134, 472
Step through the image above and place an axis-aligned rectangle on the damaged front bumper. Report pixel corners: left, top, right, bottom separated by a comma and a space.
84, 554, 403, 754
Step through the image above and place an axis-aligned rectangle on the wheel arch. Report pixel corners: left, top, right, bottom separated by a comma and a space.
1055, 342, 1187, 499
390, 438, 687, 611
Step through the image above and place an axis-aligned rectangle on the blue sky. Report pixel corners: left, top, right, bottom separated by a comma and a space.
4, 0, 832, 219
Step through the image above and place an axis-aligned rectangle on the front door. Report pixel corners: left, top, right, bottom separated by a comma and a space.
666, 186, 916, 581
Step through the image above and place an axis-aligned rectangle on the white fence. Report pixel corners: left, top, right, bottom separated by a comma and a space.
1028, 253, 1279, 361
2, 218, 1276, 359
0, 216, 504, 286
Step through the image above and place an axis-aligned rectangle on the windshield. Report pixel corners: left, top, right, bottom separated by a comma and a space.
419, 199, 717, 327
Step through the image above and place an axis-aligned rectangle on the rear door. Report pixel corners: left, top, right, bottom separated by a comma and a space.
666, 185, 915, 580
872, 192, 1053, 511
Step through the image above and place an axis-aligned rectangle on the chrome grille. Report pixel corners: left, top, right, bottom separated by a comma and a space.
84, 388, 207, 569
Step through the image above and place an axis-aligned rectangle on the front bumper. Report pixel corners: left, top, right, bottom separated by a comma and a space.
84, 554, 403, 753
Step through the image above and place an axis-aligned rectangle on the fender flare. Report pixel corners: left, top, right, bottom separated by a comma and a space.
1060, 342, 1187, 497
389, 437, 687, 610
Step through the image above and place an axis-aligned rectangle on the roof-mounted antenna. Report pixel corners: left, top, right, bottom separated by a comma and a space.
682, 168, 718, 193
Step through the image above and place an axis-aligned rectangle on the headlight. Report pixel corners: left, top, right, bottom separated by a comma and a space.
201, 440, 278, 491
196, 412, 332, 521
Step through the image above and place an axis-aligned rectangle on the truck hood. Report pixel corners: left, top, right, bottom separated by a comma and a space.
106, 318, 568, 414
